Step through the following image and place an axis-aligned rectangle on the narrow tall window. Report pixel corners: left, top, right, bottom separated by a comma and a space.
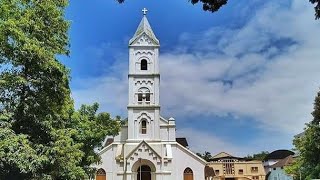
96, 168, 106, 180
138, 94, 143, 102
145, 93, 150, 102
141, 120, 147, 134
184, 168, 193, 180
141, 59, 147, 70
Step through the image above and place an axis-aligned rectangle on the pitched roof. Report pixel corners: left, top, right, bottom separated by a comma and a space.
129, 15, 159, 46
176, 138, 188, 148
175, 142, 207, 165
104, 138, 114, 147
270, 155, 294, 168
212, 152, 234, 159
264, 150, 294, 161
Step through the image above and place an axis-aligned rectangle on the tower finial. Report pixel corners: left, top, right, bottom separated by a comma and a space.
142, 8, 148, 16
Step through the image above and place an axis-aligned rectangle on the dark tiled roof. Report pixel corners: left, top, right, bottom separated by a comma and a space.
176, 138, 188, 148
270, 155, 294, 168
264, 150, 294, 161
104, 138, 114, 147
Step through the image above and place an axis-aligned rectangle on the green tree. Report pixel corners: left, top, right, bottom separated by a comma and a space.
0, 0, 84, 178
117, 0, 320, 19
0, 0, 120, 179
286, 90, 320, 179
245, 151, 269, 161
310, 0, 320, 19
196, 151, 212, 161
70, 103, 121, 177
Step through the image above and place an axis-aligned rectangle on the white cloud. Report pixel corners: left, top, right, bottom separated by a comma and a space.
176, 128, 246, 156
160, 0, 320, 133
72, 0, 320, 153
176, 128, 293, 156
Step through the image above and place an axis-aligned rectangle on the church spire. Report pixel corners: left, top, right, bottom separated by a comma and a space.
129, 8, 159, 46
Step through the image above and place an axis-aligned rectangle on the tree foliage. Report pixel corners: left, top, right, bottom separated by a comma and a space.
189, 0, 227, 12
286, 90, 320, 179
71, 103, 121, 176
310, 0, 320, 19
196, 151, 212, 161
245, 151, 269, 161
0, 0, 120, 179
117, 0, 320, 19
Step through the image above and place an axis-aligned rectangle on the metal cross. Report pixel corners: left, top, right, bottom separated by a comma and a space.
142, 8, 148, 15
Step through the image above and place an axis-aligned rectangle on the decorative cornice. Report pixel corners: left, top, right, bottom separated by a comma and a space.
127, 105, 160, 109
128, 74, 160, 77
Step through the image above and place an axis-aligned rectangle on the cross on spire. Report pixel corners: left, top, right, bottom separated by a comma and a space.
142, 8, 148, 16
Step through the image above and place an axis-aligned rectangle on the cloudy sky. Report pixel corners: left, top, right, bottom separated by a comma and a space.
63, 0, 320, 156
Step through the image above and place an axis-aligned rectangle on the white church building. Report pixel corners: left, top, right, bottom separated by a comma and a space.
95, 9, 206, 180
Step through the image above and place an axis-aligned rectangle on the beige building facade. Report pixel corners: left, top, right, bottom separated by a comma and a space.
207, 152, 266, 180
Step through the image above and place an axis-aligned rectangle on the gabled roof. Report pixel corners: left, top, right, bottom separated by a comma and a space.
270, 155, 294, 168
210, 152, 247, 161
129, 15, 159, 46
125, 140, 161, 160
212, 152, 234, 159
176, 142, 207, 165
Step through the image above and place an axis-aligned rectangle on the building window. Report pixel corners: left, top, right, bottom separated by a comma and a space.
184, 167, 193, 180
252, 176, 259, 180
145, 93, 150, 101
96, 168, 106, 180
215, 170, 219, 175
251, 167, 258, 172
137, 93, 150, 102
141, 120, 147, 134
238, 169, 243, 174
138, 93, 143, 101
141, 59, 148, 70
137, 87, 151, 103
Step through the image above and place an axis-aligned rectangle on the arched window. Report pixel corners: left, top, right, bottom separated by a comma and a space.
184, 167, 193, 180
137, 87, 150, 103
141, 120, 147, 134
141, 59, 148, 70
96, 168, 106, 180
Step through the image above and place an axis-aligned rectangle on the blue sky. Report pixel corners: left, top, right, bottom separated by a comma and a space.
64, 0, 320, 156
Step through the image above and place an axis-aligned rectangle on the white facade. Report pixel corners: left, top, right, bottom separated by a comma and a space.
95, 10, 206, 180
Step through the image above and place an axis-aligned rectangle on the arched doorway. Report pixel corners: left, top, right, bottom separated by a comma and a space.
184, 167, 193, 180
137, 165, 151, 180
96, 168, 106, 180
131, 159, 156, 180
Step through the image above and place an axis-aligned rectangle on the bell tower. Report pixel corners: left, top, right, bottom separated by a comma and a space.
127, 8, 161, 141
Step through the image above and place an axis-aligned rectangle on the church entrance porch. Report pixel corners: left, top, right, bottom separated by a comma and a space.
131, 159, 156, 180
